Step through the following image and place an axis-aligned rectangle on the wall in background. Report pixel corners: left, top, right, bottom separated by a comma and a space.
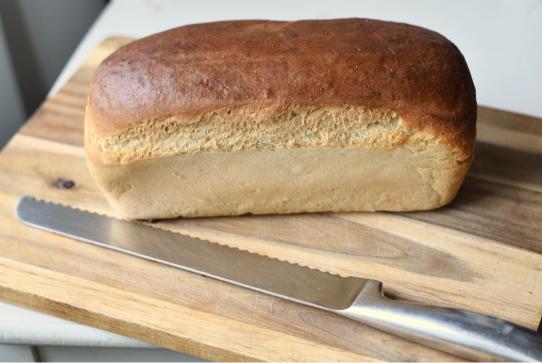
0, 0, 106, 148
15, 0, 106, 90
0, 16, 24, 147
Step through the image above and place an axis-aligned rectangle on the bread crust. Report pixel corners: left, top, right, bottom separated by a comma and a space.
87, 145, 470, 219
84, 19, 477, 218
86, 18, 476, 160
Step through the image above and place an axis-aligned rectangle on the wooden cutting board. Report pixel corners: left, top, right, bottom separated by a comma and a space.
0, 37, 541, 361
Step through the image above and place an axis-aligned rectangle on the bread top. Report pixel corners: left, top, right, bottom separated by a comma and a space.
86, 18, 476, 158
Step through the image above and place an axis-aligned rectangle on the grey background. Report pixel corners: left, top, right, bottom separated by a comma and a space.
0, 0, 105, 147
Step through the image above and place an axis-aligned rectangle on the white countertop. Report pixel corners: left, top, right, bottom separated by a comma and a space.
0, 301, 151, 347
4, 0, 542, 348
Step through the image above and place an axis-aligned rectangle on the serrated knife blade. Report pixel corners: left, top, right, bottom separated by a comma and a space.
15, 196, 542, 361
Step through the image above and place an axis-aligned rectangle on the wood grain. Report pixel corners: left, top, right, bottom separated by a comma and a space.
0, 36, 541, 361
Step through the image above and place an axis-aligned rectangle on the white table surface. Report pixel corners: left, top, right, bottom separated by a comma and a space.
4, 0, 542, 349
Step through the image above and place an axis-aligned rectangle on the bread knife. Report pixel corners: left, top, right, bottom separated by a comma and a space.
15, 196, 542, 361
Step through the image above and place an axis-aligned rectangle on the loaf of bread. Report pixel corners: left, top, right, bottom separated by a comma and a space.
85, 18, 476, 219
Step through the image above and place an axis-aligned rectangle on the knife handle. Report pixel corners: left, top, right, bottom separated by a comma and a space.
337, 280, 542, 361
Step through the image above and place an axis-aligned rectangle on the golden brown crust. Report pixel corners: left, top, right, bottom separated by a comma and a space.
86, 18, 476, 159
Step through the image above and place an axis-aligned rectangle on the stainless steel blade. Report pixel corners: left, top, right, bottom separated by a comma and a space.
15, 196, 542, 361
15, 196, 366, 310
